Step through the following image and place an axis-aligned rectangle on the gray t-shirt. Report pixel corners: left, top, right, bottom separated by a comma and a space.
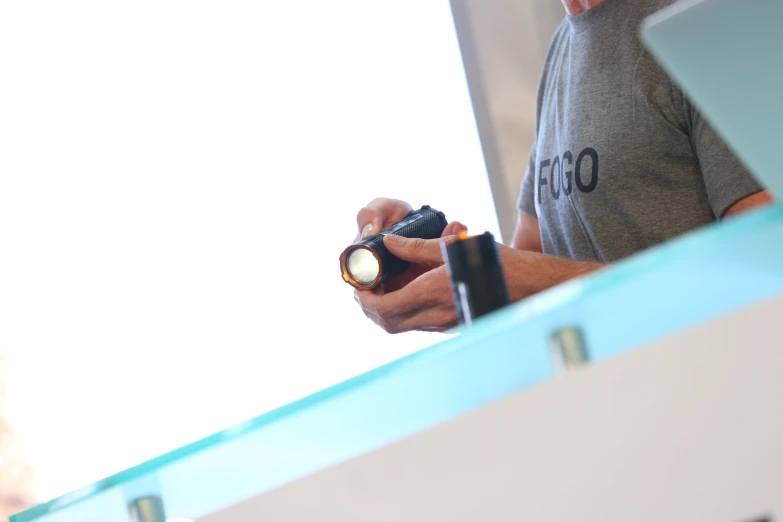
518, 0, 764, 263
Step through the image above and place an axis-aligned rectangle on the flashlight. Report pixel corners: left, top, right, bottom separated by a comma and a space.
340, 205, 448, 290
442, 231, 510, 326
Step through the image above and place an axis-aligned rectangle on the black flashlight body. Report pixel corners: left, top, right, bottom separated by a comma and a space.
443, 232, 510, 325
340, 205, 447, 290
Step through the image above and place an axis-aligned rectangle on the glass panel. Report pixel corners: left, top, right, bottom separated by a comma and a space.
13, 203, 783, 522
641, 0, 783, 199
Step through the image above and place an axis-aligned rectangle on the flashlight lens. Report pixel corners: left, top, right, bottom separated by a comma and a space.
346, 248, 380, 285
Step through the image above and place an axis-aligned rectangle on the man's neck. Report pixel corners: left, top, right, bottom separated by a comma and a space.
560, 0, 607, 16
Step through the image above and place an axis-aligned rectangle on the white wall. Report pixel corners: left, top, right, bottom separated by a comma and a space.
0, 0, 501, 502
451, 0, 565, 243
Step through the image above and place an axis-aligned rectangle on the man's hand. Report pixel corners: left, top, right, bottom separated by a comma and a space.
355, 234, 459, 333
355, 234, 606, 334
352, 198, 466, 292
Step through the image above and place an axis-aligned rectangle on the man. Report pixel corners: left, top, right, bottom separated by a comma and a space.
353, 0, 773, 334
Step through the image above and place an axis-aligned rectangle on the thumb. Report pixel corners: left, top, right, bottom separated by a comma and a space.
442, 221, 468, 237
383, 234, 459, 263
355, 209, 383, 241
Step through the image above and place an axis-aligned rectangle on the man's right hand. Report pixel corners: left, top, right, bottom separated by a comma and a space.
353, 197, 466, 293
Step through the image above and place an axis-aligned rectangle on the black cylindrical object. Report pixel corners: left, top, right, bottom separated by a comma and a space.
443, 231, 510, 325
340, 205, 447, 290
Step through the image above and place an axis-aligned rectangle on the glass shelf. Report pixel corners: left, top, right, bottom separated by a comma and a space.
13, 203, 783, 522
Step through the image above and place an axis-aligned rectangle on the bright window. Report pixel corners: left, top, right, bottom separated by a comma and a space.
0, 0, 500, 500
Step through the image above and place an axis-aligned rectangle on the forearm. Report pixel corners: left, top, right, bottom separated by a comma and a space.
503, 250, 605, 302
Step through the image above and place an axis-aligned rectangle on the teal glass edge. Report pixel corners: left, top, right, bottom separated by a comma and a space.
12, 202, 783, 522
639, 0, 783, 200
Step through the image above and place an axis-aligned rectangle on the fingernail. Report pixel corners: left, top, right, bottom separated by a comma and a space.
383, 233, 404, 245
361, 224, 374, 238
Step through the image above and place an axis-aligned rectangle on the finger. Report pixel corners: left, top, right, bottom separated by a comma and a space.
394, 268, 456, 332
355, 288, 384, 324
359, 271, 455, 333
355, 207, 381, 241
442, 221, 468, 237
356, 198, 413, 239
355, 275, 423, 323
355, 288, 404, 332
394, 306, 458, 333
382, 234, 461, 264
382, 235, 441, 264
364, 263, 451, 319
366, 306, 456, 334
379, 272, 415, 294
379, 262, 431, 293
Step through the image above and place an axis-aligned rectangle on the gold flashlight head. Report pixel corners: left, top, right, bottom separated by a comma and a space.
340, 243, 384, 290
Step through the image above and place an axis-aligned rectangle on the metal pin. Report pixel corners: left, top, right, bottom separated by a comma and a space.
128, 495, 166, 522
548, 326, 589, 374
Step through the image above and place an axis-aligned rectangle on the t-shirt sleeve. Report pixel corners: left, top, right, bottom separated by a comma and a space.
517, 139, 538, 218
687, 103, 765, 218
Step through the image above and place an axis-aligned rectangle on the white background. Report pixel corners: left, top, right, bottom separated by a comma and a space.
0, 0, 500, 501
